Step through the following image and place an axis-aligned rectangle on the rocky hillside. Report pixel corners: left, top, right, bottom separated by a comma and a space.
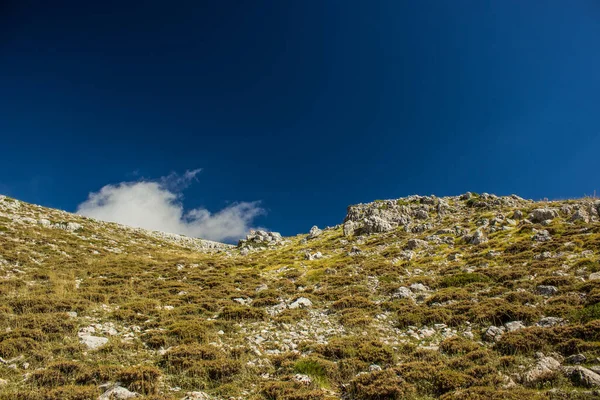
1, 193, 600, 399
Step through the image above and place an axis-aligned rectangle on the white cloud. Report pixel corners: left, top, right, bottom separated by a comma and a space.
76, 170, 264, 243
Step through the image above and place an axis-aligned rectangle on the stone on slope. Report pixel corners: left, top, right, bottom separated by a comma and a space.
98, 385, 138, 399
531, 208, 559, 223
564, 366, 600, 388
522, 353, 561, 385
180, 392, 212, 400
537, 285, 558, 296
307, 225, 323, 239
80, 335, 109, 350
289, 297, 313, 309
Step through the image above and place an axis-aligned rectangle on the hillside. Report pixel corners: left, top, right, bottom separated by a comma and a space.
1, 193, 600, 399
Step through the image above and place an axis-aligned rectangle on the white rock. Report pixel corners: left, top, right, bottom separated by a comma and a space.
80, 335, 109, 350
180, 392, 212, 400
505, 321, 525, 332
98, 385, 138, 399
523, 354, 561, 384
293, 374, 312, 385
564, 366, 600, 388
289, 297, 313, 309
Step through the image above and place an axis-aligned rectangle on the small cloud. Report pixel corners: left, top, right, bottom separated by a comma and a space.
76, 170, 264, 243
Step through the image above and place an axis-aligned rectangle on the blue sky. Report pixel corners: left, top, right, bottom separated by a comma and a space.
1, 1, 599, 240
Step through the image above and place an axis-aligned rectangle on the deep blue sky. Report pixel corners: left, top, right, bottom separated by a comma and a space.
1, 1, 600, 236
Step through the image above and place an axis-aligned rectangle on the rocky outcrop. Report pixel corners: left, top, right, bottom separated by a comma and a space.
238, 229, 284, 248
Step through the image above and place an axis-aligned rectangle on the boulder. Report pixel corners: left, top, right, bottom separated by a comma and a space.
532, 229, 552, 242
343, 221, 357, 236
531, 208, 559, 223
289, 297, 313, 309
566, 354, 587, 365
537, 317, 564, 328
537, 285, 558, 296
307, 225, 322, 239
564, 366, 600, 388
362, 216, 394, 234
571, 209, 590, 223
98, 385, 138, 399
484, 325, 505, 342
406, 239, 428, 250
392, 287, 415, 301
79, 335, 109, 350
522, 354, 561, 385
505, 321, 525, 332
467, 229, 488, 245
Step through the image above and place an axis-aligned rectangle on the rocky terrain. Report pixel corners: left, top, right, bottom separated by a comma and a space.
1, 192, 600, 399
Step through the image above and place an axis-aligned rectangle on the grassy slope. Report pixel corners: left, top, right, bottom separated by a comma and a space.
0, 195, 599, 399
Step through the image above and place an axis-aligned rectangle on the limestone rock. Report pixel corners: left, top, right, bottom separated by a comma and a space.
532, 229, 552, 242
564, 366, 600, 388
392, 287, 415, 300
523, 354, 561, 384
98, 385, 138, 399
406, 238, 428, 250
467, 229, 488, 245
180, 392, 212, 400
531, 208, 559, 223
483, 325, 505, 342
238, 230, 283, 247
289, 297, 313, 309
537, 285, 558, 296
362, 216, 394, 234
505, 321, 525, 332
537, 317, 564, 328
80, 335, 109, 350
566, 354, 587, 365
307, 225, 322, 239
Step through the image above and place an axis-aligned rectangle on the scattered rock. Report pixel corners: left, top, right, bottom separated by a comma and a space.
466, 229, 488, 245
531, 208, 559, 223
537, 285, 558, 296
307, 225, 322, 239
483, 325, 505, 342
304, 251, 323, 260
504, 321, 525, 332
79, 335, 109, 350
532, 229, 552, 242
406, 239, 428, 250
522, 354, 561, 385
98, 385, 138, 399
289, 297, 313, 309
238, 230, 284, 247
566, 354, 587, 365
564, 366, 600, 388
537, 317, 565, 328
180, 392, 212, 400
293, 374, 312, 385
392, 287, 415, 300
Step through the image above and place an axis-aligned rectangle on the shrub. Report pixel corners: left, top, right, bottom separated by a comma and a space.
219, 305, 265, 321
118, 365, 161, 394
347, 369, 416, 400
440, 273, 491, 288
332, 296, 375, 310
439, 337, 480, 355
